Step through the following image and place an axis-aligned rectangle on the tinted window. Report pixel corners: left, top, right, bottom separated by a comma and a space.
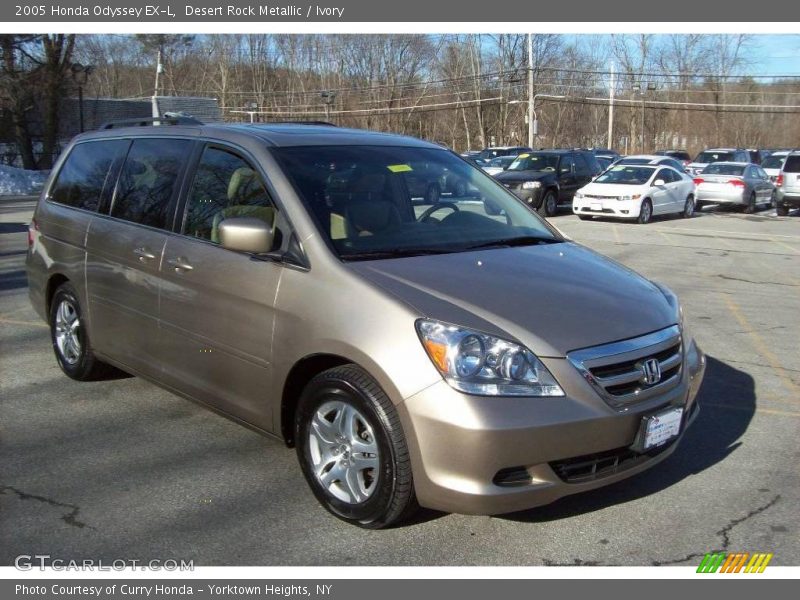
762, 156, 786, 169
184, 146, 275, 243
559, 156, 575, 174
654, 169, 670, 183
703, 164, 745, 176
784, 156, 800, 173
50, 140, 129, 211
507, 153, 559, 172
111, 139, 190, 229
696, 151, 735, 163
574, 153, 589, 173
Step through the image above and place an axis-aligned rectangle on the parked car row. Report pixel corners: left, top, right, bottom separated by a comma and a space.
468, 144, 799, 222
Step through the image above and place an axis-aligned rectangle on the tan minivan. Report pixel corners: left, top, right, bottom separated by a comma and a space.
26, 119, 705, 528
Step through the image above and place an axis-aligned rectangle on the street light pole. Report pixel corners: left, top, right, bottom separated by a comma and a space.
607, 62, 615, 149
70, 63, 93, 133
527, 33, 534, 148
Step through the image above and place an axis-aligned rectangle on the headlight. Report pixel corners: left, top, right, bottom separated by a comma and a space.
619, 194, 642, 201
575, 191, 584, 199
416, 319, 564, 397
522, 181, 542, 190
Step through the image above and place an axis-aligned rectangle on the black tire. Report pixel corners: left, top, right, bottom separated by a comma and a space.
537, 190, 558, 217
425, 183, 441, 204
770, 191, 777, 210
695, 201, 704, 214
637, 199, 653, 224
295, 364, 417, 529
744, 192, 756, 214
578, 215, 593, 221
681, 195, 695, 218
49, 282, 111, 381
776, 203, 789, 216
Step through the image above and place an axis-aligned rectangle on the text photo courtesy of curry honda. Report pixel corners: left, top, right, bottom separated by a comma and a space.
1, 31, 798, 570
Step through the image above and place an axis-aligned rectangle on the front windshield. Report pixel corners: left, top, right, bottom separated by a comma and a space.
696, 151, 735, 163
594, 165, 656, 185
761, 156, 786, 169
507, 153, 560, 172
489, 156, 514, 168
702, 164, 744, 176
271, 146, 560, 260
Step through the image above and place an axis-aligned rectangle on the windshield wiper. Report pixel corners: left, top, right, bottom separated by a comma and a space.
464, 235, 563, 250
340, 247, 456, 261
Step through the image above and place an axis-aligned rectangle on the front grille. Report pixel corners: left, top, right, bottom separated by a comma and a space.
567, 326, 683, 408
584, 194, 618, 200
550, 440, 675, 483
581, 207, 615, 213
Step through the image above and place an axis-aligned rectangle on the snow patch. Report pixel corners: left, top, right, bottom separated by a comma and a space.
0, 164, 48, 196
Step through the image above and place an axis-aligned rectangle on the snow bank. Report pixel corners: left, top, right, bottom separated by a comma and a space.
0, 164, 47, 196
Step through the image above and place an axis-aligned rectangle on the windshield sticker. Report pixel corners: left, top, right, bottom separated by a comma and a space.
517, 153, 529, 159
387, 164, 413, 173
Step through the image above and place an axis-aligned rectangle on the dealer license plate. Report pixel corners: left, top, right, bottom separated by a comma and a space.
642, 407, 683, 451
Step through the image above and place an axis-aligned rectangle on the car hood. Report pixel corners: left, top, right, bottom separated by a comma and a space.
494, 170, 550, 183
347, 243, 677, 357
578, 182, 647, 196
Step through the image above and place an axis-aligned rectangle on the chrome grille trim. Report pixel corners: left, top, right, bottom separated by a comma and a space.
567, 325, 683, 409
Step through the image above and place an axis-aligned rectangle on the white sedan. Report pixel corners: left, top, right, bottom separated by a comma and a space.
572, 164, 696, 224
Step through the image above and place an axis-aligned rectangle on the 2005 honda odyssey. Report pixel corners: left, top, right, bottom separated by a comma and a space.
27, 119, 705, 528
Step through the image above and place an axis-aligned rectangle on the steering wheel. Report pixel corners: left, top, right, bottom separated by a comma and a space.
417, 201, 460, 222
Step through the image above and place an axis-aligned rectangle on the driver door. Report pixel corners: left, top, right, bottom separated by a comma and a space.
650, 168, 673, 214
557, 154, 578, 203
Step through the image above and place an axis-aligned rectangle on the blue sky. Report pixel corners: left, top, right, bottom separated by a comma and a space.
748, 35, 800, 76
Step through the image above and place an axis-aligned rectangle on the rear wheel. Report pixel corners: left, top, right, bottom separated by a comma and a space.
744, 192, 756, 214
776, 203, 789, 216
537, 190, 558, 217
49, 282, 111, 381
295, 365, 417, 529
637, 199, 653, 224
681, 195, 695, 218
578, 215, 593, 221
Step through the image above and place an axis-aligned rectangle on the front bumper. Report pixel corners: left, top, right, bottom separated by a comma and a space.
398, 338, 705, 515
572, 197, 642, 219
695, 188, 746, 205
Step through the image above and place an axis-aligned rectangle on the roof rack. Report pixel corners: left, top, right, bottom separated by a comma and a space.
99, 115, 204, 130
258, 120, 337, 127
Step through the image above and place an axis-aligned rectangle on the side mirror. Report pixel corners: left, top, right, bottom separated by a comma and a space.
654, 179, 666, 186
219, 217, 274, 254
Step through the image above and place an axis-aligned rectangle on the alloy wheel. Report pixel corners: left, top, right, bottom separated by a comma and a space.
54, 299, 81, 365
308, 400, 380, 504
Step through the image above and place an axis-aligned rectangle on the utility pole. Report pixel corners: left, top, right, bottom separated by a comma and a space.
527, 33, 534, 149
607, 62, 615, 149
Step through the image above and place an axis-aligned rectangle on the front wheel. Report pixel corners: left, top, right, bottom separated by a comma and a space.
637, 199, 653, 224
776, 203, 789, 216
295, 365, 417, 529
537, 190, 558, 217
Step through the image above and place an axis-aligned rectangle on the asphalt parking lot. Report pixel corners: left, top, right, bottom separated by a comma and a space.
1, 195, 799, 566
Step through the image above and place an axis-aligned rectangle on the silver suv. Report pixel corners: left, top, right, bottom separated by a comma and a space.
26, 120, 705, 528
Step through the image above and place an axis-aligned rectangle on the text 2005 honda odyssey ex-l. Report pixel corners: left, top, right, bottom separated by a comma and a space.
27, 120, 705, 528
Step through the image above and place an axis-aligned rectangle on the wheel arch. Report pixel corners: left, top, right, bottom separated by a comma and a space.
45, 273, 70, 314
281, 353, 357, 447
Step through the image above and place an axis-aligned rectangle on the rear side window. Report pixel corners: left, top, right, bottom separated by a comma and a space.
50, 140, 129, 211
784, 156, 800, 173
183, 146, 275, 243
111, 138, 191, 229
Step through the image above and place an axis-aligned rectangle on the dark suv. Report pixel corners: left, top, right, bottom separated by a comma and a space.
493, 149, 602, 216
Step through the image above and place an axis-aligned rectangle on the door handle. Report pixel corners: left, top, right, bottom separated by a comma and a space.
133, 247, 156, 262
166, 257, 194, 272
